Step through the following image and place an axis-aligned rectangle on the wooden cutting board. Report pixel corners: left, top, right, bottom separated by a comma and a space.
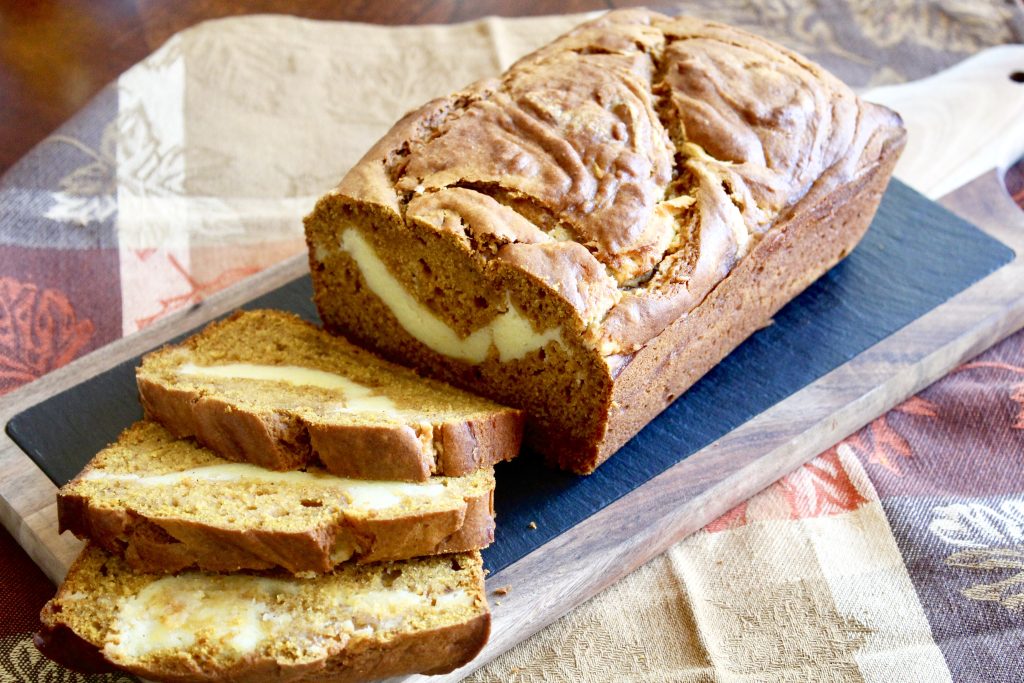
1, 46, 1023, 682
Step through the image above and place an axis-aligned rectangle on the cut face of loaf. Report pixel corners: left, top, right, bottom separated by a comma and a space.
59, 421, 495, 574
36, 545, 489, 683
136, 309, 523, 481
304, 9, 907, 474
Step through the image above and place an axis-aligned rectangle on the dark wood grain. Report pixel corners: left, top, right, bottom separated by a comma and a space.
0, 1, 146, 174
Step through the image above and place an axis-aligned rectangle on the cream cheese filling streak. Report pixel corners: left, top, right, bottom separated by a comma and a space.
102, 572, 472, 661
81, 463, 448, 511
339, 227, 563, 364
176, 361, 397, 413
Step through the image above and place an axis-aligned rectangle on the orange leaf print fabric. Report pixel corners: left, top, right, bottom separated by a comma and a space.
0, 277, 94, 395
705, 448, 871, 533
844, 397, 938, 476
777, 449, 869, 519
132, 252, 260, 331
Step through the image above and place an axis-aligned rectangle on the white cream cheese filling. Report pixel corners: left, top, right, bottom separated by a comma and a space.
82, 463, 447, 511
339, 227, 563, 364
103, 573, 473, 662
177, 361, 397, 413
105, 575, 291, 661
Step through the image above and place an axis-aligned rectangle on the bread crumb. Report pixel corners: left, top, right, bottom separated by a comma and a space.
493, 585, 511, 596
527, 521, 537, 530
495, 599, 503, 606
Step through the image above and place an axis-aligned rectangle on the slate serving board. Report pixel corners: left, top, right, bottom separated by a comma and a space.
6, 179, 1015, 576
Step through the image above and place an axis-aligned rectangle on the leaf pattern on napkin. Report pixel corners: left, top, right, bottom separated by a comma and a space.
703, 500, 749, 533
42, 123, 117, 226
777, 448, 870, 519
947, 546, 1024, 610
0, 277, 93, 395
710, 580, 874, 676
706, 447, 871, 533
132, 253, 259, 331
844, 396, 938, 476
115, 103, 185, 197
186, 24, 297, 116
930, 501, 1024, 549
931, 500, 1024, 611
848, 0, 1016, 52
323, 42, 499, 127
42, 98, 191, 226
697, 0, 865, 64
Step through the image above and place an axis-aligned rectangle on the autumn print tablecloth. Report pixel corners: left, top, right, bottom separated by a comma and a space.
2, 2, 1024, 681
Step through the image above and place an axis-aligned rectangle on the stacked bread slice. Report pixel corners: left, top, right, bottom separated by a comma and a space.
136, 309, 522, 481
36, 310, 523, 682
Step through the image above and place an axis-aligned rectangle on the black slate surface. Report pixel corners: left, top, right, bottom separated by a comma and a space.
7, 180, 1015, 574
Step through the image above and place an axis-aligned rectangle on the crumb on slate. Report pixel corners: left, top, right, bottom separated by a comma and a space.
493, 584, 511, 596
528, 521, 537, 530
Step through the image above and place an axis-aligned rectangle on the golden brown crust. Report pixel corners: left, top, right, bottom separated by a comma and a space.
305, 9, 907, 474
308, 422, 436, 481
434, 486, 496, 556
139, 375, 312, 471
137, 310, 523, 481
59, 491, 495, 574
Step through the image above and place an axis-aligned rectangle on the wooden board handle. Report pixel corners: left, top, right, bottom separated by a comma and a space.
941, 169, 1024, 255
864, 45, 1024, 200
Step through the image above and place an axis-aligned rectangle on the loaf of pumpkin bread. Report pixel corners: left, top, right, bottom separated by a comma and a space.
137, 310, 523, 481
36, 545, 489, 683
305, 9, 906, 474
58, 421, 496, 574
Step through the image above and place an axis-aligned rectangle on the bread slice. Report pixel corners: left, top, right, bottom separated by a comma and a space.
59, 421, 496, 574
36, 545, 490, 683
136, 309, 523, 482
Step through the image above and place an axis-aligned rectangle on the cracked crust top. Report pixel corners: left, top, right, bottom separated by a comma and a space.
331, 9, 905, 356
